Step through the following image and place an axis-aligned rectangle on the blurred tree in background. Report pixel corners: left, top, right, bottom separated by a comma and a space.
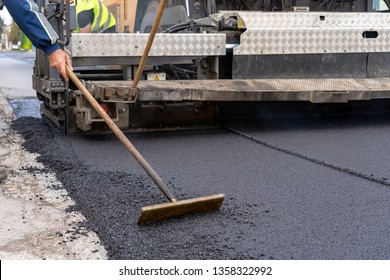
8, 20, 21, 44
0, 17, 4, 37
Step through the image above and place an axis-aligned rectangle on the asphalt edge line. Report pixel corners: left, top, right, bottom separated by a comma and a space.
0, 89, 15, 122
224, 126, 390, 188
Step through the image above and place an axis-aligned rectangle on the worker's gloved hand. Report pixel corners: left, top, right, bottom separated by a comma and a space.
48, 49, 72, 81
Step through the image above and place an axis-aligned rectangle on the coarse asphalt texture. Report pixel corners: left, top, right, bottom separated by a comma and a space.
10, 101, 390, 259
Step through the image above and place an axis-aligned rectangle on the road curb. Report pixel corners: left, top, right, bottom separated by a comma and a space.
0, 88, 107, 260
0, 90, 15, 122
0, 90, 13, 181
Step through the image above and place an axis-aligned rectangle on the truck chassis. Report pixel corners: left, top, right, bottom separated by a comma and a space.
33, 1, 390, 134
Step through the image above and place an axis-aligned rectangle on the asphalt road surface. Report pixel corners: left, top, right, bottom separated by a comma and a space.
4, 51, 390, 260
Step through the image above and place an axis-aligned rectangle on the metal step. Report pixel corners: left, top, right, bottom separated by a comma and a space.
85, 78, 390, 104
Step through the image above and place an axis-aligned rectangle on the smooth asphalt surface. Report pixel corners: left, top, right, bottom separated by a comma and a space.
4, 51, 390, 259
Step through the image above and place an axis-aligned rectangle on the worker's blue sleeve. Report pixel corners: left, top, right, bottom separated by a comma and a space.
1, 0, 60, 54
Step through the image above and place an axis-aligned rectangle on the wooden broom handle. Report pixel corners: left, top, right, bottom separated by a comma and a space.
66, 65, 177, 202
132, 0, 167, 89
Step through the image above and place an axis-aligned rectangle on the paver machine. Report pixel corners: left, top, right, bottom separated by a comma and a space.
33, 0, 390, 134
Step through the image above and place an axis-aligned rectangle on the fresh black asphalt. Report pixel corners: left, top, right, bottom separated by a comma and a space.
11, 101, 390, 259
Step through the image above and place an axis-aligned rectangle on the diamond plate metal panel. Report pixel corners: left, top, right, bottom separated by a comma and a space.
71, 33, 226, 57
230, 12, 390, 55
233, 12, 390, 28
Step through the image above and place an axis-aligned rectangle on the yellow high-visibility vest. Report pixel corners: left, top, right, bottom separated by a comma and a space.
75, 0, 115, 33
